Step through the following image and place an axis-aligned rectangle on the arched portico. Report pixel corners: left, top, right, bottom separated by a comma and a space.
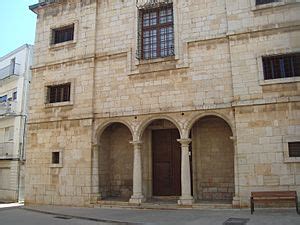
188, 115, 235, 203
96, 122, 134, 201
140, 118, 181, 198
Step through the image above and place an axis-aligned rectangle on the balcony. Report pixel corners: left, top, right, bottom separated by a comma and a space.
136, 0, 173, 9
0, 142, 14, 159
0, 62, 20, 80
0, 101, 17, 116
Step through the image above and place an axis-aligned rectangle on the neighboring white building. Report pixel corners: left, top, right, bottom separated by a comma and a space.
0, 44, 33, 202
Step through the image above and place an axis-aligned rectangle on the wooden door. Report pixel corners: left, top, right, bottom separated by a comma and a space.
152, 129, 181, 196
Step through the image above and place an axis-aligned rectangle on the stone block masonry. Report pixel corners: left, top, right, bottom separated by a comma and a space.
26, 0, 300, 207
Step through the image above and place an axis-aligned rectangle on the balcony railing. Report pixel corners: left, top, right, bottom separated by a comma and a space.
0, 142, 14, 159
0, 63, 20, 80
136, 0, 173, 9
0, 101, 17, 116
256, 0, 278, 5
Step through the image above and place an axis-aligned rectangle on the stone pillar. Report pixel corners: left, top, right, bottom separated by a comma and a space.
129, 141, 145, 204
177, 138, 194, 205
231, 135, 240, 208
90, 144, 101, 203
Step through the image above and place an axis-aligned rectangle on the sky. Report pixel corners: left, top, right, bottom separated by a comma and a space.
0, 0, 38, 57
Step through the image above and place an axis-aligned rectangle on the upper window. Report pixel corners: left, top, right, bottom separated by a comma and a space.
52, 24, 74, 44
138, 4, 174, 60
12, 91, 17, 101
262, 53, 300, 80
256, 0, 278, 5
47, 83, 71, 103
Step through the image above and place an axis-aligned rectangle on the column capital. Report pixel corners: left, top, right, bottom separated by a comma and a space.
177, 138, 192, 146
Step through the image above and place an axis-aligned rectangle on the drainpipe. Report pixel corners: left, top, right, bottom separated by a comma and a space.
16, 114, 27, 203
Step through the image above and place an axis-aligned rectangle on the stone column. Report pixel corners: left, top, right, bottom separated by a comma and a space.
231, 135, 240, 208
177, 138, 193, 205
90, 144, 101, 203
129, 141, 145, 204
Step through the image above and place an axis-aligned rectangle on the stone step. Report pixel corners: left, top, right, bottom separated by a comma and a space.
96, 201, 232, 210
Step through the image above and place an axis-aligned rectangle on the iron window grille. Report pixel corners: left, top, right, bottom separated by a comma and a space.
262, 53, 300, 80
52, 24, 74, 44
288, 142, 300, 157
47, 83, 71, 103
137, 4, 174, 60
256, 0, 278, 5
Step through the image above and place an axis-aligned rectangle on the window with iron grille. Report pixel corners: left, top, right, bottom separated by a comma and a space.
262, 53, 300, 80
288, 142, 300, 157
52, 24, 74, 44
138, 4, 174, 60
47, 83, 71, 103
256, 0, 278, 5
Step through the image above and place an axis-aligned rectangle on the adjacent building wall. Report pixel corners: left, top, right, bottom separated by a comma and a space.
0, 44, 33, 202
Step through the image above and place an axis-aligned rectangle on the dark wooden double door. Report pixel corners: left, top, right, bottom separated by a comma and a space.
152, 129, 181, 196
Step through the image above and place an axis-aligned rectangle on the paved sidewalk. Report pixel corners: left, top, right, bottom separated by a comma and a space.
0, 202, 23, 209
24, 205, 300, 225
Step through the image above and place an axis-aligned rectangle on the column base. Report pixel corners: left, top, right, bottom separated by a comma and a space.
178, 196, 194, 205
129, 195, 145, 204
232, 196, 241, 208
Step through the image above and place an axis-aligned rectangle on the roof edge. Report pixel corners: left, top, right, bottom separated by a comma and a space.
0, 44, 33, 61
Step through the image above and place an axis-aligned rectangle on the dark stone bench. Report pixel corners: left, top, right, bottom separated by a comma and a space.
250, 191, 299, 214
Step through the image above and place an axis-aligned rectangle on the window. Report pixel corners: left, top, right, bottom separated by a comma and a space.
52, 152, 60, 164
262, 53, 300, 80
52, 24, 74, 44
12, 92, 17, 101
288, 142, 300, 157
4, 127, 14, 141
0, 95, 7, 103
47, 83, 71, 103
138, 4, 174, 60
256, 0, 278, 5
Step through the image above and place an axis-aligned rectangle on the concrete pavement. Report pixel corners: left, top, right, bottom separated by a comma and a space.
0, 203, 299, 225
21, 205, 300, 225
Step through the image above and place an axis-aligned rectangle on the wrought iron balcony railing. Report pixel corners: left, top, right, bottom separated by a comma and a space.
256, 0, 278, 5
136, 0, 173, 9
0, 142, 14, 159
0, 101, 17, 116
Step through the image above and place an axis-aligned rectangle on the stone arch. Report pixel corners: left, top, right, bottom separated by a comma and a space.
136, 115, 183, 140
96, 121, 134, 200
185, 111, 235, 138
137, 116, 183, 198
188, 114, 235, 202
94, 119, 134, 144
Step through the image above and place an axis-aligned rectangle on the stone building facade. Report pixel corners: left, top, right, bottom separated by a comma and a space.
26, 0, 300, 207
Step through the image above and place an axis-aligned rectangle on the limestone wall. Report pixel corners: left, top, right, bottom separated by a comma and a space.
27, 0, 300, 207
235, 102, 300, 206
25, 119, 92, 206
